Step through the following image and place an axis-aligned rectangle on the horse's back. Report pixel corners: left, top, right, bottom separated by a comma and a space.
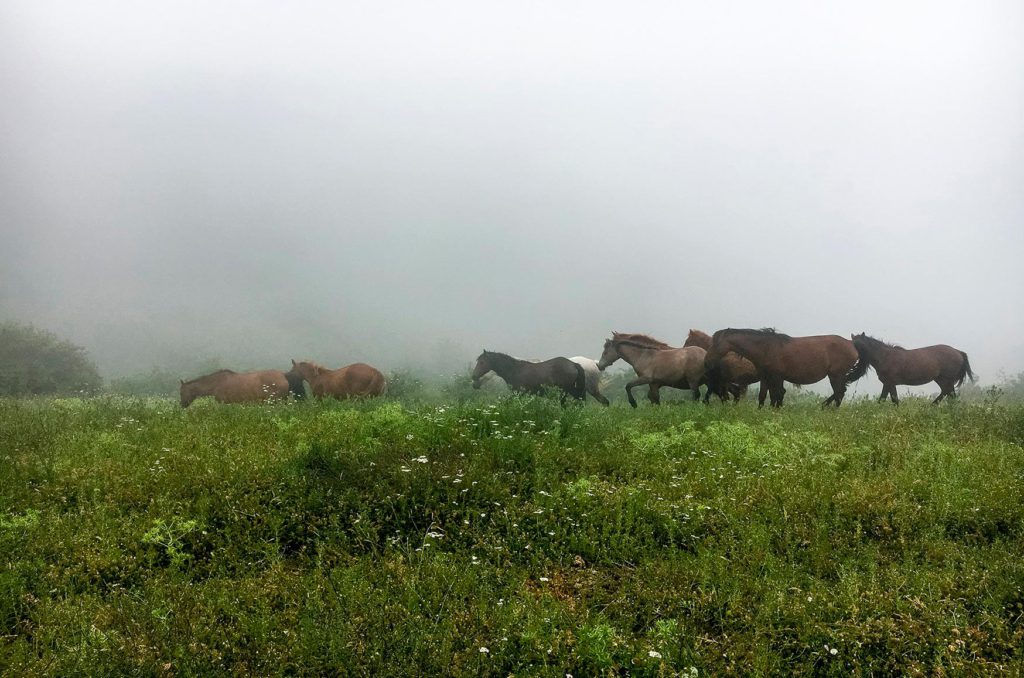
217, 370, 289, 403
326, 362, 387, 398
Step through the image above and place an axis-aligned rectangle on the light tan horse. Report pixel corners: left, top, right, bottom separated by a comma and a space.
597, 332, 706, 407
705, 328, 861, 408
684, 329, 760, 403
179, 369, 290, 408
289, 360, 387, 400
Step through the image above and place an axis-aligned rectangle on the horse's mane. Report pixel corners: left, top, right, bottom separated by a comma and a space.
713, 327, 792, 342
480, 351, 526, 370
611, 332, 673, 350
855, 334, 904, 351
183, 368, 236, 384
296, 360, 327, 370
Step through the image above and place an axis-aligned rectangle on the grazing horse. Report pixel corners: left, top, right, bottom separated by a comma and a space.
849, 334, 975, 404
596, 332, 706, 407
471, 351, 585, 403
179, 369, 290, 408
705, 328, 862, 408
684, 329, 760, 403
289, 360, 387, 400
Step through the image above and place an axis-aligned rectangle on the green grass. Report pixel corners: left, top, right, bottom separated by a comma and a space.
1, 394, 1023, 675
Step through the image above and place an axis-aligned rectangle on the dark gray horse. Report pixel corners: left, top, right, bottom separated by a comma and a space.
472, 351, 585, 403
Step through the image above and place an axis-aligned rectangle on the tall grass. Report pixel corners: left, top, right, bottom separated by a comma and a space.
1, 394, 1022, 675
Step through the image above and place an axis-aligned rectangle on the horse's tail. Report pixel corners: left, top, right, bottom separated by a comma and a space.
956, 352, 976, 388
846, 337, 872, 384
572, 362, 587, 399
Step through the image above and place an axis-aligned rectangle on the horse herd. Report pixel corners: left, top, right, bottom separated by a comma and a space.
179, 329, 975, 409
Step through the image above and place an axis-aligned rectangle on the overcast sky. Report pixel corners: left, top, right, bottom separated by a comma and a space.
1, 1, 1022, 392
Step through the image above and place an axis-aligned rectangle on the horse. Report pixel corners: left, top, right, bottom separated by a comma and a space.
179, 369, 290, 408
683, 329, 760, 403
849, 333, 975, 404
569, 356, 609, 405
289, 360, 387, 400
704, 328, 862, 408
596, 332, 706, 407
471, 351, 585, 403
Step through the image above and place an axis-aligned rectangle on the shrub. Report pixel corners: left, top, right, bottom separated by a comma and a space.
0, 322, 101, 396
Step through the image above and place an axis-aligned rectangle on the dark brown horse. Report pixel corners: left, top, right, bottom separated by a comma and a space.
472, 351, 585, 403
289, 360, 387, 400
597, 333, 707, 407
705, 328, 862, 408
684, 329, 760, 403
179, 369, 290, 407
849, 334, 975, 404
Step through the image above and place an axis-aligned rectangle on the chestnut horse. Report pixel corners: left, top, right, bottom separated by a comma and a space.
179, 369, 290, 408
597, 332, 706, 407
289, 360, 387, 400
705, 328, 862, 408
684, 329, 760, 403
849, 334, 975, 404
472, 351, 585, 403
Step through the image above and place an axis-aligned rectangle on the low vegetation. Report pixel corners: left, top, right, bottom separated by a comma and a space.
1, 393, 1022, 675
0, 322, 101, 396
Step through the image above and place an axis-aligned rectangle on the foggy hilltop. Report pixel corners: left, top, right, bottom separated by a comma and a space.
2, 2, 1022, 390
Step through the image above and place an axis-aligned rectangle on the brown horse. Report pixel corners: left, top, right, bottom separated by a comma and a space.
289, 360, 387, 400
597, 332, 706, 407
849, 334, 975, 404
684, 329, 760, 403
705, 328, 862, 408
472, 351, 585, 403
179, 369, 290, 408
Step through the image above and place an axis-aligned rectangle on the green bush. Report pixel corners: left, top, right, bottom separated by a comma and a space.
0, 322, 101, 396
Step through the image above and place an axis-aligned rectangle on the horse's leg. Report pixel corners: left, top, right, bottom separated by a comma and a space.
648, 384, 662, 405
769, 379, 786, 407
890, 386, 900, 405
933, 379, 954, 404
626, 377, 652, 408
591, 385, 610, 406
757, 380, 769, 408
825, 374, 846, 408
878, 385, 889, 403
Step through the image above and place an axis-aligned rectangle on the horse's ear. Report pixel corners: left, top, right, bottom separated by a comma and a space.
291, 358, 296, 367
180, 379, 184, 385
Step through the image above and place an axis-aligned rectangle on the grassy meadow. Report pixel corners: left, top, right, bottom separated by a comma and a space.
1, 390, 1023, 675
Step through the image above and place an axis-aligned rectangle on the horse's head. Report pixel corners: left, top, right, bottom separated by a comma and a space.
703, 330, 733, 372
596, 339, 620, 371
179, 379, 198, 408
684, 329, 711, 349
471, 352, 492, 388
290, 359, 321, 382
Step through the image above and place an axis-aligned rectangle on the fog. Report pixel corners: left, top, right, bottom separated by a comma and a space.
2, 1, 1022, 395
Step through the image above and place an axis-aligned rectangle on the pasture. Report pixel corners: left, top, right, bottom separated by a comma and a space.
1, 392, 1023, 675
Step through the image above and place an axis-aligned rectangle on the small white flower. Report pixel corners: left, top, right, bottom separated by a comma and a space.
649, 650, 662, 659
406, 434, 414, 440
479, 646, 489, 654
413, 456, 428, 463
539, 576, 550, 582
830, 647, 838, 655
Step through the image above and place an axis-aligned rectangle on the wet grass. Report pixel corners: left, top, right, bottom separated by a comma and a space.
1, 394, 1022, 675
